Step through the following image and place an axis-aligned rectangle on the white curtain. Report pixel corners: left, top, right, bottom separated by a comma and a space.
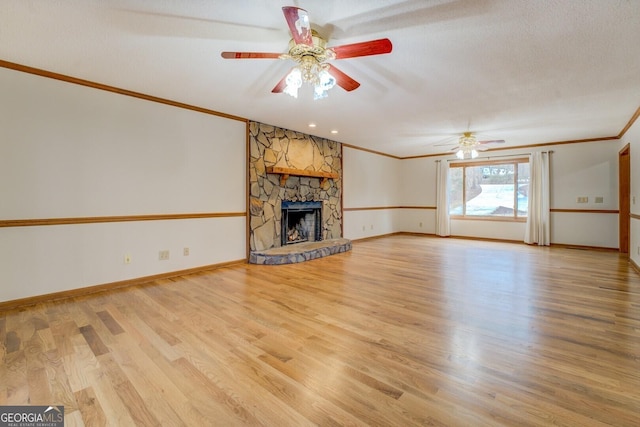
525, 151, 550, 245
436, 160, 451, 237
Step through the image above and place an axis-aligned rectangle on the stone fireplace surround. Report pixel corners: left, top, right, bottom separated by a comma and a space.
248, 122, 350, 263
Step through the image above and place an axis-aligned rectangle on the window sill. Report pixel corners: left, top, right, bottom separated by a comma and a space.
450, 216, 527, 223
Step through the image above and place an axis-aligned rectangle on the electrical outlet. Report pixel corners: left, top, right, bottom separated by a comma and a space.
419, 222, 423, 228
159, 250, 170, 261
594, 196, 604, 203
370, 224, 374, 230
124, 254, 132, 264
183, 247, 190, 256
577, 196, 588, 203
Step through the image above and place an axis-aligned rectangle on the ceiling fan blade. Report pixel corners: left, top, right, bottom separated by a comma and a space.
331, 38, 393, 59
221, 52, 282, 59
478, 139, 506, 144
282, 6, 313, 46
271, 72, 290, 93
327, 65, 360, 91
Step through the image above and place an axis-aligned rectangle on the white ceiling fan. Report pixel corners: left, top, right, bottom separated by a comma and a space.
433, 132, 506, 159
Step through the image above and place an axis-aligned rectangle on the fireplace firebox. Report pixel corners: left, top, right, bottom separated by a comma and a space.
281, 201, 322, 246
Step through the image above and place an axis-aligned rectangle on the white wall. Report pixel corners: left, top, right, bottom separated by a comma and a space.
397, 157, 437, 206
0, 67, 247, 303
342, 147, 401, 239
2, 65, 632, 303
551, 141, 619, 212
549, 141, 620, 248
344, 141, 622, 248
395, 158, 437, 234
395, 152, 530, 241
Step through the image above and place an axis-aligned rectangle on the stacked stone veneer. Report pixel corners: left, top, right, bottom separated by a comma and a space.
249, 122, 342, 252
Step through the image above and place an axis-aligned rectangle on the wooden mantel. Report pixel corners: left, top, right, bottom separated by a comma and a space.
266, 166, 339, 186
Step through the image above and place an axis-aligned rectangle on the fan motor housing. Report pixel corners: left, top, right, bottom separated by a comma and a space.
284, 30, 335, 63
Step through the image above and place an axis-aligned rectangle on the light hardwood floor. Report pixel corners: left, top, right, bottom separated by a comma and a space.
1, 235, 640, 426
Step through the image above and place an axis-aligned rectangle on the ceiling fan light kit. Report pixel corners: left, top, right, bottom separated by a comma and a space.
456, 132, 480, 159
220, 6, 392, 100
456, 148, 479, 159
453, 132, 505, 159
281, 38, 337, 99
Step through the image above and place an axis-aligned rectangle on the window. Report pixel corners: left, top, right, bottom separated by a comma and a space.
449, 158, 529, 220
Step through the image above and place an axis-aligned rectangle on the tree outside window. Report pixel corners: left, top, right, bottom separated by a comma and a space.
449, 159, 529, 219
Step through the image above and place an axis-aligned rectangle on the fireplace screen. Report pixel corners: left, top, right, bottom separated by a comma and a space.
281, 201, 322, 245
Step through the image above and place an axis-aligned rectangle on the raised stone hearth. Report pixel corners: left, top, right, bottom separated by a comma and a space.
249, 238, 351, 265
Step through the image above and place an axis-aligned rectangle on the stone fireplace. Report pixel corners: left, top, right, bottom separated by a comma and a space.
248, 122, 343, 255
281, 200, 322, 245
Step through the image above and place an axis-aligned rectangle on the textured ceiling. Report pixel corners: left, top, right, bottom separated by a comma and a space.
1, 0, 639, 157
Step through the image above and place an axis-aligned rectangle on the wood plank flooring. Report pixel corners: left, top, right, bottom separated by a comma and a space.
1, 235, 640, 426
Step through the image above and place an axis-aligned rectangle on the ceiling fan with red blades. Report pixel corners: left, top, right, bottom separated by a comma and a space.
220, 6, 392, 99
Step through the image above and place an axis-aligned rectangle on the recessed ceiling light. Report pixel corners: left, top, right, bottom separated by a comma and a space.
308, 123, 317, 128
331, 130, 338, 134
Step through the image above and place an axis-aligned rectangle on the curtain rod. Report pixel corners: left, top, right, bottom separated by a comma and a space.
436, 150, 553, 162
